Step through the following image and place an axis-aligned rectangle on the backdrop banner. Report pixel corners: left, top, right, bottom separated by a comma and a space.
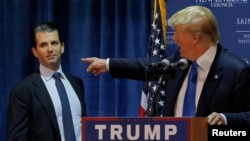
166, 0, 250, 63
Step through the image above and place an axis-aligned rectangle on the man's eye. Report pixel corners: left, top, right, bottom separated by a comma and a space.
40, 43, 47, 47
52, 41, 59, 45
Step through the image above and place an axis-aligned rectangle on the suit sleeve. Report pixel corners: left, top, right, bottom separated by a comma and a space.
7, 87, 31, 141
224, 66, 250, 125
109, 57, 165, 81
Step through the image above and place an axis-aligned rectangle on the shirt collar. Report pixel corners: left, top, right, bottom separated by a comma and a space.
196, 45, 217, 71
39, 64, 64, 80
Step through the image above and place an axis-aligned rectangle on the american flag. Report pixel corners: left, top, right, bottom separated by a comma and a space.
139, 0, 167, 117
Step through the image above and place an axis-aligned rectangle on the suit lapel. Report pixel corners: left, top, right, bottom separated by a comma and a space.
164, 67, 190, 116
196, 45, 224, 116
163, 44, 225, 116
64, 73, 85, 116
32, 73, 60, 135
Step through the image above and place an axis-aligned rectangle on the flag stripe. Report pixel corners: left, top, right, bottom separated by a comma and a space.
139, 90, 148, 116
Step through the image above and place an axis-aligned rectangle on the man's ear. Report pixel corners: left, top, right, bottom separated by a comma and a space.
31, 47, 38, 58
61, 42, 65, 53
192, 32, 201, 44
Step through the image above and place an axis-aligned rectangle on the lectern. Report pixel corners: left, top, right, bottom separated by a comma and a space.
82, 117, 208, 141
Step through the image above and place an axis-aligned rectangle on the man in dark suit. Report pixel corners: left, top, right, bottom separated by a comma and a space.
82, 5, 250, 125
7, 22, 87, 141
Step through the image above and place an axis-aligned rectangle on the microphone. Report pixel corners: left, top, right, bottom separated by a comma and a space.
146, 58, 186, 81
169, 58, 188, 70
148, 59, 170, 69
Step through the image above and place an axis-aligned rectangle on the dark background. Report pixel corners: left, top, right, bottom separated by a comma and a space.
1, 0, 249, 140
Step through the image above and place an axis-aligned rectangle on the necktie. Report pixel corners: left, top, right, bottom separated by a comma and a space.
53, 72, 76, 141
182, 62, 198, 117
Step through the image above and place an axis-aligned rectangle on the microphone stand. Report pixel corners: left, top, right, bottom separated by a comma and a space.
149, 75, 163, 116
145, 64, 175, 116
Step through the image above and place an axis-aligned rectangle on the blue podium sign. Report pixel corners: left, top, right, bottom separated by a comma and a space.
82, 117, 207, 141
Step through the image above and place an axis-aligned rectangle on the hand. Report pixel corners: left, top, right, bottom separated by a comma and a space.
81, 57, 108, 76
207, 112, 226, 125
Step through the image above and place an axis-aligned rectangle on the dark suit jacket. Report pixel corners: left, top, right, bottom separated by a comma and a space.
109, 44, 250, 125
7, 71, 87, 141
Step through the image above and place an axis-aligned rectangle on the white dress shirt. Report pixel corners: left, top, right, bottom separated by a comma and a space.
40, 65, 82, 141
174, 46, 217, 117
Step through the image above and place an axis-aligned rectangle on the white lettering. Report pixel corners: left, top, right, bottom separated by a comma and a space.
238, 39, 250, 44
165, 125, 177, 140
144, 125, 161, 140
243, 34, 250, 39
212, 129, 247, 136
237, 18, 250, 25
127, 125, 140, 140
110, 125, 123, 140
210, 3, 234, 7
95, 124, 178, 140
95, 125, 107, 140
196, 0, 207, 2
212, 129, 219, 136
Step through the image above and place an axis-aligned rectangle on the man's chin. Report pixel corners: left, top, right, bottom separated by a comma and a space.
47, 61, 59, 66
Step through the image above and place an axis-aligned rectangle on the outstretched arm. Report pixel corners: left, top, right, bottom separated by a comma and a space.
81, 57, 108, 76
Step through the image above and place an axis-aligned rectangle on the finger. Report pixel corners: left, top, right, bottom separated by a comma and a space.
81, 57, 95, 63
207, 117, 213, 124
208, 118, 216, 125
91, 69, 102, 76
94, 72, 100, 76
86, 63, 97, 72
207, 113, 215, 123
217, 117, 226, 125
217, 121, 222, 125
210, 118, 218, 125
207, 115, 217, 125
92, 69, 96, 74
209, 115, 222, 125
94, 70, 101, 76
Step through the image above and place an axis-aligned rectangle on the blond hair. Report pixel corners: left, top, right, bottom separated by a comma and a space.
168, 5, 220, 44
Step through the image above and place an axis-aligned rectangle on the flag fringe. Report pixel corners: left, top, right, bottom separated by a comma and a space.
154, 0, 167, 46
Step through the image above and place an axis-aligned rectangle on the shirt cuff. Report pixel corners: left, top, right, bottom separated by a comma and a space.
106, 58, 110, 71
220, 113, 228, 125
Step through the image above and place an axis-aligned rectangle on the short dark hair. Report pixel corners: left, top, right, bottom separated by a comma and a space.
32, 22, 61, 47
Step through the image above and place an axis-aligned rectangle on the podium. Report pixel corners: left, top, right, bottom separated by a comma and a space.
82, 117, 208, 141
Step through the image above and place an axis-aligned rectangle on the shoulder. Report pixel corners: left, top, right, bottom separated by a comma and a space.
218, 45, 249, 69
12, 72, 40, 89
64, 72, 83, 83
9, 72, 41, 98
